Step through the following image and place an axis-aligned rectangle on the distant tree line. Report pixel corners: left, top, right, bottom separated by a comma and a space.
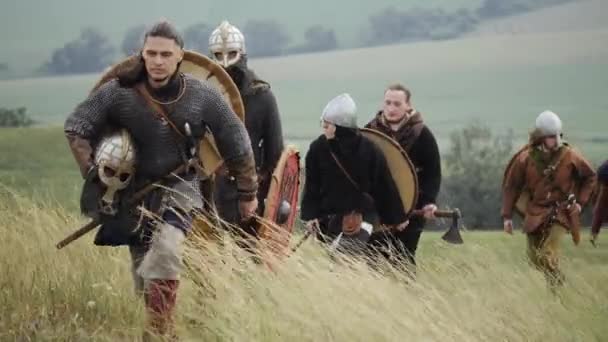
41, 19, 337, 75
477, 0, 572, 19
363, 0, 574, 46
437, 122, 515, 229
363, 7, 479, 46
286, 25, 337, 55
40, 0, 574, 75
0, 107, 35, 128
41, 28, 115, 75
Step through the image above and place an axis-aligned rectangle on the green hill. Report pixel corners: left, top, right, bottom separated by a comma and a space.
1, 0, 481, 76
468, 0, 608, 36
1, 28, 606, 159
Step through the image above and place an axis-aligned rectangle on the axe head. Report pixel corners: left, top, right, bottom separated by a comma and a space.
441, 208, 463, 244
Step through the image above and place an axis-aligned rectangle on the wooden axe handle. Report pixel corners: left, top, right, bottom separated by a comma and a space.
56, 220, 100, 249
56, 165, 187, 250
375, 209, 460, 234
411, 209, 458, 218
435, 210, 459, 218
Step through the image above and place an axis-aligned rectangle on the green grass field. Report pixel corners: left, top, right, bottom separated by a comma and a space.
1, 188, 607, 341
0, 127, 82, 210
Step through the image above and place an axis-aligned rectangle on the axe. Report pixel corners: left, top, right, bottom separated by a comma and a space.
437, 208, 463, 245
291, 208, 464, 253
374, 208, 464, 244
56, 164, 187, 250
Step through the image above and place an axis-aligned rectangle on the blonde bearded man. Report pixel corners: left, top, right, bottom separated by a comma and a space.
365, 83, 442, 272
502, 110, 596, 289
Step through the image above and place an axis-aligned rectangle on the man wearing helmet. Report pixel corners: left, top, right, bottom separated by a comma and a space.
300, 93, 406, 255
502, 110, 596, 289
591, 160, 608, 244
208, 21, 284, 233
64, 20, 258, 339
365, 83, 442, 272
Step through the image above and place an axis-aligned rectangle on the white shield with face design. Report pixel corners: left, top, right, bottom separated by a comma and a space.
209, 20, 246, 68
94, 129, 136, 215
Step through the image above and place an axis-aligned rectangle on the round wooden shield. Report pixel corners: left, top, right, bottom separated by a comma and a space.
360, 128, 418, 216
502, 144, 531, 217
91, 50, 245, 177
257, 145, 301, 257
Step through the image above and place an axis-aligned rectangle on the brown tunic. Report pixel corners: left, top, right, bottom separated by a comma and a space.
502, 144, 596, 233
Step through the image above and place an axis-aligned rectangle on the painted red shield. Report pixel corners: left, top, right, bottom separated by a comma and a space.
257, 146, 301, 258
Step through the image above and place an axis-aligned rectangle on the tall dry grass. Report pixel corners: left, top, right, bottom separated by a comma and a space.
1, 186, 607, 341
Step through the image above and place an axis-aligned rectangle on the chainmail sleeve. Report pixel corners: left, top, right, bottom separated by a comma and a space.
65, 80, 118, 139
198, 82, 258, 201
64, 80, 119, 177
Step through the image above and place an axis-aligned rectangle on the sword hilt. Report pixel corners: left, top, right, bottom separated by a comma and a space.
184, 122, 197, 159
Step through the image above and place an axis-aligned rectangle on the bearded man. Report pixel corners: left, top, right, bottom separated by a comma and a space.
502, 110, 596, 289
208, 21, 284, 234
64, 20, 258, 340
591, 160, 608, 244
300, 93, 406, 255
365, 83, 442, 271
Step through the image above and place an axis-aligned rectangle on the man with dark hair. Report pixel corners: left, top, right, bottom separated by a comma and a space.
64, 20, 258, 339
365, 83, 442, 272
301, 93, 406, 255
591, 160, 608, 244
208, 20, 284, 238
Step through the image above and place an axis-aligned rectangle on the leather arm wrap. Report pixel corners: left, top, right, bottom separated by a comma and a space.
501, 154, 526, 220
66, 132, 94, 178
501, 189, 519, 220
225, 153, 258, 201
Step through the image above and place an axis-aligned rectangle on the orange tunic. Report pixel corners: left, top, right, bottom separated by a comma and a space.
502, 145, 596, 233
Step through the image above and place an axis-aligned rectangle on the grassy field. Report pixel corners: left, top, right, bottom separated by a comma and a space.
1, 187, 607, 341
0, 127, 82, 211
